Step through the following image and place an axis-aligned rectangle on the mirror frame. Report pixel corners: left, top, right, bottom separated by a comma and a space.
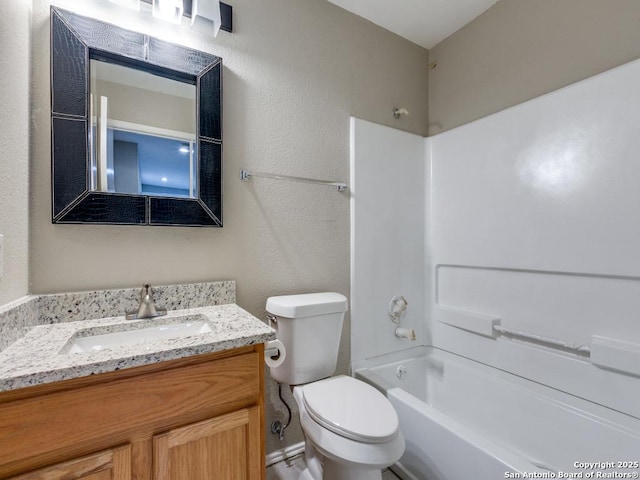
51, 7, 222, 226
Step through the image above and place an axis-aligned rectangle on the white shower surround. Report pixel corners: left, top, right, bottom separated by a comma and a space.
350, 56, 640, 476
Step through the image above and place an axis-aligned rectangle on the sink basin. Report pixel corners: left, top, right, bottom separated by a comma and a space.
60, 315, 213, 354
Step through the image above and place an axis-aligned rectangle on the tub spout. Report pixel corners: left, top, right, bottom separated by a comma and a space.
395, 327, 416, 341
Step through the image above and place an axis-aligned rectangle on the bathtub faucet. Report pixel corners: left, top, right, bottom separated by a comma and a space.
395, 326, 416, 341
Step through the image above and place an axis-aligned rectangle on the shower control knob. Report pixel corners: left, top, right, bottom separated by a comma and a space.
389, 295, 408, 324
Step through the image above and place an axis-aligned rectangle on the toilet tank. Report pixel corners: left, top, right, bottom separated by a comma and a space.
267, 292, 348, 385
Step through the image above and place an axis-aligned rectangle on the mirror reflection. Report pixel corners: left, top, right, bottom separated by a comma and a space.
89, 59, 197, 199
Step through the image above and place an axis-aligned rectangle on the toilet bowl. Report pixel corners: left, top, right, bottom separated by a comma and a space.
294, 376, 405, 480
266, 293, 405, 480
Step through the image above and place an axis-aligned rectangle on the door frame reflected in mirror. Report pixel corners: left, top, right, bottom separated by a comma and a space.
89, 58, 198, 200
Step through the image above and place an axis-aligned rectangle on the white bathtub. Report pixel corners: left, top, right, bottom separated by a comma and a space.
354, 346, 640, 480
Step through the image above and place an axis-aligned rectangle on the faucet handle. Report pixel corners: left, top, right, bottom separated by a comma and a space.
126, 283, 167, 320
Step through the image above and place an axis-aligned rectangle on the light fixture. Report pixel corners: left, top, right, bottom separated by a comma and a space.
106, 0, 232, 33
179, 144, 190, 153
109, 0, 141, 10
191, 0, 222, 36
152, 0, 184, 24
161, 176, 168, 182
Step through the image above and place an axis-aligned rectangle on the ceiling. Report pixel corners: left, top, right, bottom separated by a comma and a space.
327, 0, 500, 49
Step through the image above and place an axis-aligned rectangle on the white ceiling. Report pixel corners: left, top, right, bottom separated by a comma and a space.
327, 0, 500, 49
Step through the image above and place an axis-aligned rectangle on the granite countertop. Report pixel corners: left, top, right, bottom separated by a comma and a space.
0, 304, 275, 392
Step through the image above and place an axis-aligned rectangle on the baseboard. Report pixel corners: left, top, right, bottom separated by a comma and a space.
265, 441, 306, 467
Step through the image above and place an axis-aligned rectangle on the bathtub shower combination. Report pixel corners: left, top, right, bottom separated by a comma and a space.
356, 347, 640, 480
350, 58, 640, 479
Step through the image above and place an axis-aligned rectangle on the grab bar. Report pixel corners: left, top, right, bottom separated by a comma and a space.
240, 169, 348, 192
436, 306, 591, 355
492, 325, 591, 354
436, 306, 640, 377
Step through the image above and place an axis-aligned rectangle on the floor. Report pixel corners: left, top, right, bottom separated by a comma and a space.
266, 454, 402, 479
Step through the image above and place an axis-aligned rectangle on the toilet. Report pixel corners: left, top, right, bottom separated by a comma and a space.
267, 292, 405, 480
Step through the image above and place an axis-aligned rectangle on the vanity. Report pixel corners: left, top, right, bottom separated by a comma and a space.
0, 282, 274, 479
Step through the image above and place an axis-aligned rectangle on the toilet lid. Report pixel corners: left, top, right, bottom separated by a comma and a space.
301, 376, 399, 443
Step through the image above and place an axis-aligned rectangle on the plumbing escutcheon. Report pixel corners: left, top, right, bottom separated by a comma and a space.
388, 295, 408, 324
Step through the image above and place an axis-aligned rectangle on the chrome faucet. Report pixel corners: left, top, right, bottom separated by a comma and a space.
126, 284, 167, 320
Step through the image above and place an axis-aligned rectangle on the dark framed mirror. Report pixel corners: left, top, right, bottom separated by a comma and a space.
51, 7, 222, 226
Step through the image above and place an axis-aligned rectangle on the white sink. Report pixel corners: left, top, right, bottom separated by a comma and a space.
60, 315, 213, 354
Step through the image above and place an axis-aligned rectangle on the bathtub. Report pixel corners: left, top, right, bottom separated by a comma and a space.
354, 346, 640, 480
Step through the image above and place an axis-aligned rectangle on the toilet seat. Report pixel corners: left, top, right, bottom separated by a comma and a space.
301, 375, 399, 443
294, 380, 406, 472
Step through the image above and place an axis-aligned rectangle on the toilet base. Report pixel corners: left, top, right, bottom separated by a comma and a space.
298, 467, 314, 480
298, 432, 383, 480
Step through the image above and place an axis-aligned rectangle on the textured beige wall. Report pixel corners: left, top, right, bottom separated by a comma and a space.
27, 0, 429, 455
429, 0, 640, 135
0, 0, 31, 305
93, 79, 195, 134
31, 0, 429, 294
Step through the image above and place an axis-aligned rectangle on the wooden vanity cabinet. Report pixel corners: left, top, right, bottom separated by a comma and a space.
0, 345, 266, 480
154, 407, 262, 480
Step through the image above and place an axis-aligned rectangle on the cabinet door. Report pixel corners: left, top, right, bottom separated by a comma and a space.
154, 407, 261, 480
10, 445, 131, 480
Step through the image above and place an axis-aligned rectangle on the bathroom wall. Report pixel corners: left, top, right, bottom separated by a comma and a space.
0, 0, 31, 306
425, 0, 640, 419
350, 57, 640, 457
428, 0, 640, 134
21, 0, 429, 457
29, 0, 428, 305
91, 79, 195, 135
430, 57, 640, 419
350, 118, 427, 364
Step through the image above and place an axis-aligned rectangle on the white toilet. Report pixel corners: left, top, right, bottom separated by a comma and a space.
267, 292, 405, 480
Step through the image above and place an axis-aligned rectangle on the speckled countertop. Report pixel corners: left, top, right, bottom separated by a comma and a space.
0, 303, 275, 392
